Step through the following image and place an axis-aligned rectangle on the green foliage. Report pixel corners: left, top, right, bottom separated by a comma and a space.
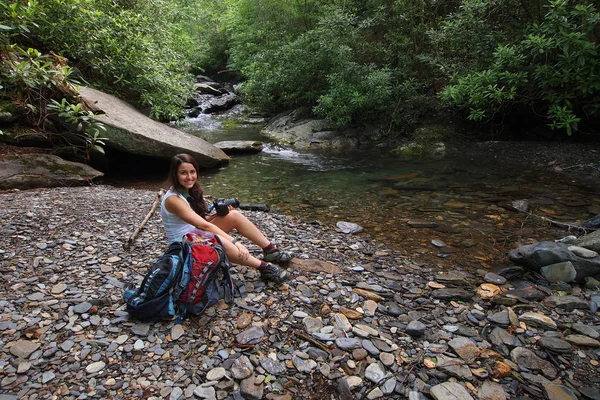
0, 44, 107, 155
32, 0, 196, 121
314, 63, 392, 126
441, 0, 600, 135
1, 45, 76, 118
0, 0, 39, 45
47, 98, 107, 155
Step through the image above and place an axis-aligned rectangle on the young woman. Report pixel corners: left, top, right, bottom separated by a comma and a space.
159, 153, 291, 283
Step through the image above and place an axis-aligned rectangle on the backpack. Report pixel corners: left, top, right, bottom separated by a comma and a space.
179, 230, 236, 316
123, 230, 236, 322
123, 241, 191, 322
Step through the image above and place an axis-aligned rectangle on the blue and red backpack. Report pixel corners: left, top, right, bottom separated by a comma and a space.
123, 230, 236, 322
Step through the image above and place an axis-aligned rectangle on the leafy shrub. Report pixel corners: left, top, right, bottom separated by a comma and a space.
0, 45, 106, 156
32, 0, 196, 121
314, 63, 392, 126
441, 0, 600, 135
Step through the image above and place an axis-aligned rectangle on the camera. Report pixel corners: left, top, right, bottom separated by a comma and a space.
212, 198, 240, 216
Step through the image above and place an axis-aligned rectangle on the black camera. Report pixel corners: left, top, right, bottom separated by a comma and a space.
212, 198, 240, 216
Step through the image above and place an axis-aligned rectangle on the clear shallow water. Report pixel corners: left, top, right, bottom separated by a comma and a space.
111, 120, 600, 270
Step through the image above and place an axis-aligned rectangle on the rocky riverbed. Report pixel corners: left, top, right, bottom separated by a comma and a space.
1, 186, 599, 400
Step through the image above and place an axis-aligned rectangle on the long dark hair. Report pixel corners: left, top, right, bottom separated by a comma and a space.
168, 153, 208, 217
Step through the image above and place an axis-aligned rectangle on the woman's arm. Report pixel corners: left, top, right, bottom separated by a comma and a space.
165, 196, 251, 261
165, 196, 232, 240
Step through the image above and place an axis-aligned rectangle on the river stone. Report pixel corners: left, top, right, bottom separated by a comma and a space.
362, 340, 380, 356
240, 375, 263, 400
0, 154, 104, 190
131, 323, 150, 336
519, 312, 557, 330
576, 229, 600, 252
584, 277, 600, 289
231, 355, 254, 379
508, 240, 600, 281
571, 323, 600, 339
580, 386, 600, 400
342, 376, 363, 390
436, 355, 472, 380
51, 283, 68, 294
336, 337, 362, 351
484, 273, 507, 285
85, 361, 106, 374
448, 337, 480, 363
543, 295, 588, 311
364, 363, 386, 384
436, 271, 472, 285
568, 245, 598, 258
541, 262, 577, 282
430, 382, 474, 400
73, 302, 92, 314
206, 367, 227, 381
336, 221, 364, 234
432, 288, 474, 301
259, 357, 285, 375
292, 355, 317, 372
213, 140, 263, 153
488, 311, 510, 326
171, 325, 185, 340
538, 337, 572, 353
405, 320, 426, 336
303, 316, 323, 333
367, 387, 384, 399
544, 384, 578, 400
193, 386, 216, 400
488, 326, 522, 348
564, 335, 600, 347
510, 347, 557, 379
9, 340, 40, 359
478, 380, 508, 400
236, 326, 265, 344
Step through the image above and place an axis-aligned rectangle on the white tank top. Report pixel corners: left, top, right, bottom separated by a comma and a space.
160, 187, 196, 243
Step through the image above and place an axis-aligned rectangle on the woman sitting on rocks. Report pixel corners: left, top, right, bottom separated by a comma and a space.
159, 153, 291, 283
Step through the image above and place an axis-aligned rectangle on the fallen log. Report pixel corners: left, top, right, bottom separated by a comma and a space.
510, 199, 596, 235
123, 189, 164, 250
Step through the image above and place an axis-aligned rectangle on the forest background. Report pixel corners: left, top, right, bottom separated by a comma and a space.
1, 0, 599, 156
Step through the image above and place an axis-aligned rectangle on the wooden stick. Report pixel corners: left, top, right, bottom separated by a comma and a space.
509, 200, 596, 234
123, 190, 165, 250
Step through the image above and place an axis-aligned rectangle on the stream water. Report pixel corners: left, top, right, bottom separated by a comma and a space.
109, 115, 600, 271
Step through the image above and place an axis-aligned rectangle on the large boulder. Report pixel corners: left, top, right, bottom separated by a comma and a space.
214, 141, 263, 154
79, 87, 229, 167
0, 153, 103, 189
261, 108, 373, 149
576, 229, 600, 252
507, 241, 600, 281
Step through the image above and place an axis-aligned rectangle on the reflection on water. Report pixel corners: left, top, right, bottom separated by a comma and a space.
112, 122, 599, 270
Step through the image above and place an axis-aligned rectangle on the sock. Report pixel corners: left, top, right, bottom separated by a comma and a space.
262, 243, 275, 253
258, 260, 268, 270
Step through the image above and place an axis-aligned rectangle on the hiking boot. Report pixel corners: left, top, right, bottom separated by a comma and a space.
263, 248, 292, 264
259, 263, 289, 284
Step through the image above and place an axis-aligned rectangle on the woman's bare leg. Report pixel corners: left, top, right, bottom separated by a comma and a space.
219, 235, 262, 268
212, 210, 270, 248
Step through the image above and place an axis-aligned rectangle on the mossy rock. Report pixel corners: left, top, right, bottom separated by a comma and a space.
391, 124, 450, 159
0, 153, 104, 189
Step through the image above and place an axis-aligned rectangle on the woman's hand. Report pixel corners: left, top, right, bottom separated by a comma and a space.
234, 241, 249, 260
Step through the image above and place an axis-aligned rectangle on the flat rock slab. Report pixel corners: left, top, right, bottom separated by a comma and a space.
289, 259, 341, 274
214, 140, 263, 153
80, 86, 229, 167
0, 154, 103, 190
430, 381, 474, 400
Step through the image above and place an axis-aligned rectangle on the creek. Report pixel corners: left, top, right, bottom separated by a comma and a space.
108, 113, 600, 271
